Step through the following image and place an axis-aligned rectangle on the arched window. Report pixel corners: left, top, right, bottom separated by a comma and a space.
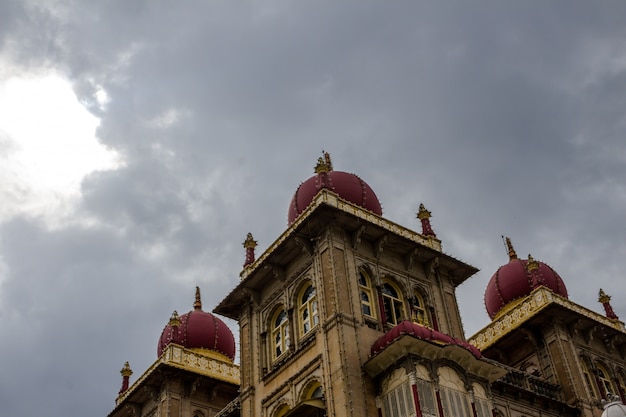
299, 284, 319, 336
597, 364, 615, 398
410, 290, 429, 326
358, 271, 376, 319
582, 359, 598, 398
439, 367, 472, 417
382, 281, 405, 326
271, 308, 290, 360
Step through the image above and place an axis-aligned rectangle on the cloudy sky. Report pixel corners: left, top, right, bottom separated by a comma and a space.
2, 1, 626, 416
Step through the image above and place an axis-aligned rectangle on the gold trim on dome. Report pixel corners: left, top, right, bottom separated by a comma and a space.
469, 286, 626, 351
115, 344, 240, 406
241, 189, 442, 280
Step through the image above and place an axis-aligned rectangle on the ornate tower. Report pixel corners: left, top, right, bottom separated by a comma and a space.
471, 238, 626, 417
109, 288, 240, 417
215, 153, 489, 417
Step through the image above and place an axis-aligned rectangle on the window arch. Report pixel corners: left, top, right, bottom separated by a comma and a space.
271, 307, 290, 360
380, 368, 416, 417
298, 283, 319, 336
358, 270, 376, 319
581, 358, 597, 398
272, 403, 290, 417
301, 380, 324, 400
382, 280, 405, 326
597, 363, 616, 398
438, 367, 472, 417
410, 290, 429, 327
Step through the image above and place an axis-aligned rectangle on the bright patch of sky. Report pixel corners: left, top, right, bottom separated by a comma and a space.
0, 73, 121, 224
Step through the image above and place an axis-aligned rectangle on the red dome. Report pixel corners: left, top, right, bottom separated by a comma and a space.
158, 288, 236, 361
288, 153, 382, 224
485, 254, 568, 320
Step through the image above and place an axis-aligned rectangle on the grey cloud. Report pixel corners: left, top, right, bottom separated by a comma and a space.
2, 2, 626, 417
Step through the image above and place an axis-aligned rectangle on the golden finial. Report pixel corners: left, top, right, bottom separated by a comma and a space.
168, 310, 181, 327
504, 237, 518, 261
194, 286, 202, 311
526, 254, 539, 271
120, 361, 133, 377
417, 203, 431, 220
314, 151, 333, 173
599, 288, 611, 304
243, 232, 257, 249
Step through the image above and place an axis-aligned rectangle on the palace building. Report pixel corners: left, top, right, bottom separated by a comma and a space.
108, 153, 626, 417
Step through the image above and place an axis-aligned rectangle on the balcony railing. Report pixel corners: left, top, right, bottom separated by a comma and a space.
497, 365, 561, 400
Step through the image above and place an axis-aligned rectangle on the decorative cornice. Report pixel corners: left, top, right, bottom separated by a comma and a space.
115, 344, 240, 406
240, 189, 442, 281
469, 286, 626, 351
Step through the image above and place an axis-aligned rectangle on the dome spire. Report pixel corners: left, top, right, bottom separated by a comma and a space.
504, 236, 518, 261
194, 286, 202, 311
314, 151, 333, 173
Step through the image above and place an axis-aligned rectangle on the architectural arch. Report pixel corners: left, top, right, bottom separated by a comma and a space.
381, 278, 406, 326
410, 287, 430, 327
379, 367, 415, 417
438, 366, 473, 417
270, 305, 290, 361
357, 268, 377, 320
596, 361, 616, 399
296, 280, 319, 338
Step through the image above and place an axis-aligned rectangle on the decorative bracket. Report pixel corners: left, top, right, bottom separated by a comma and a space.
375, 235, 388, 259
405, 248, 420, 271
294, 235, 314, 256
352, 225, 366, 250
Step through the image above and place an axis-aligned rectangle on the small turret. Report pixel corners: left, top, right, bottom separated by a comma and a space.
417, 203, 436, 237
599, 289, 619, 320
118, 361, 133, 394
243, 233, 258, 267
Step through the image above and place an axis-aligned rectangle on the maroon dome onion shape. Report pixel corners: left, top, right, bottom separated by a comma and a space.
288, 152, 383, 225
484, 239, 568, 320
158, 287, 236, 361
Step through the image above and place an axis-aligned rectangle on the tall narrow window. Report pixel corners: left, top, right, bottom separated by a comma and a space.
382, 281, 405, 326
440, 387, 472, 417
583, 360, 598, 398
597, 364, 615, 398
382, 382, 416, 417
358, 271, 376, 318
299, 284, 319, 335
475, 398, 492, 417
415, 378, 437, 417
410, 291, 429, 326
272, 308, 290, 360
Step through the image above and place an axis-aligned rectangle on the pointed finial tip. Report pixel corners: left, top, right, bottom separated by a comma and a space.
194, 287, 202, 311
314, 150, 333, 173
243, 232, 257, 248
504, 236, 518, 261
120, 361, 133, 377
417, 203, 431, 219
169, 310, 181, 326
526, 254, 539, 271
599, 288, 611, 302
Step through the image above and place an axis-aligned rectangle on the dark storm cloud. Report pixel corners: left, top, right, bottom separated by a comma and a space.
2, 2, 626, 417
